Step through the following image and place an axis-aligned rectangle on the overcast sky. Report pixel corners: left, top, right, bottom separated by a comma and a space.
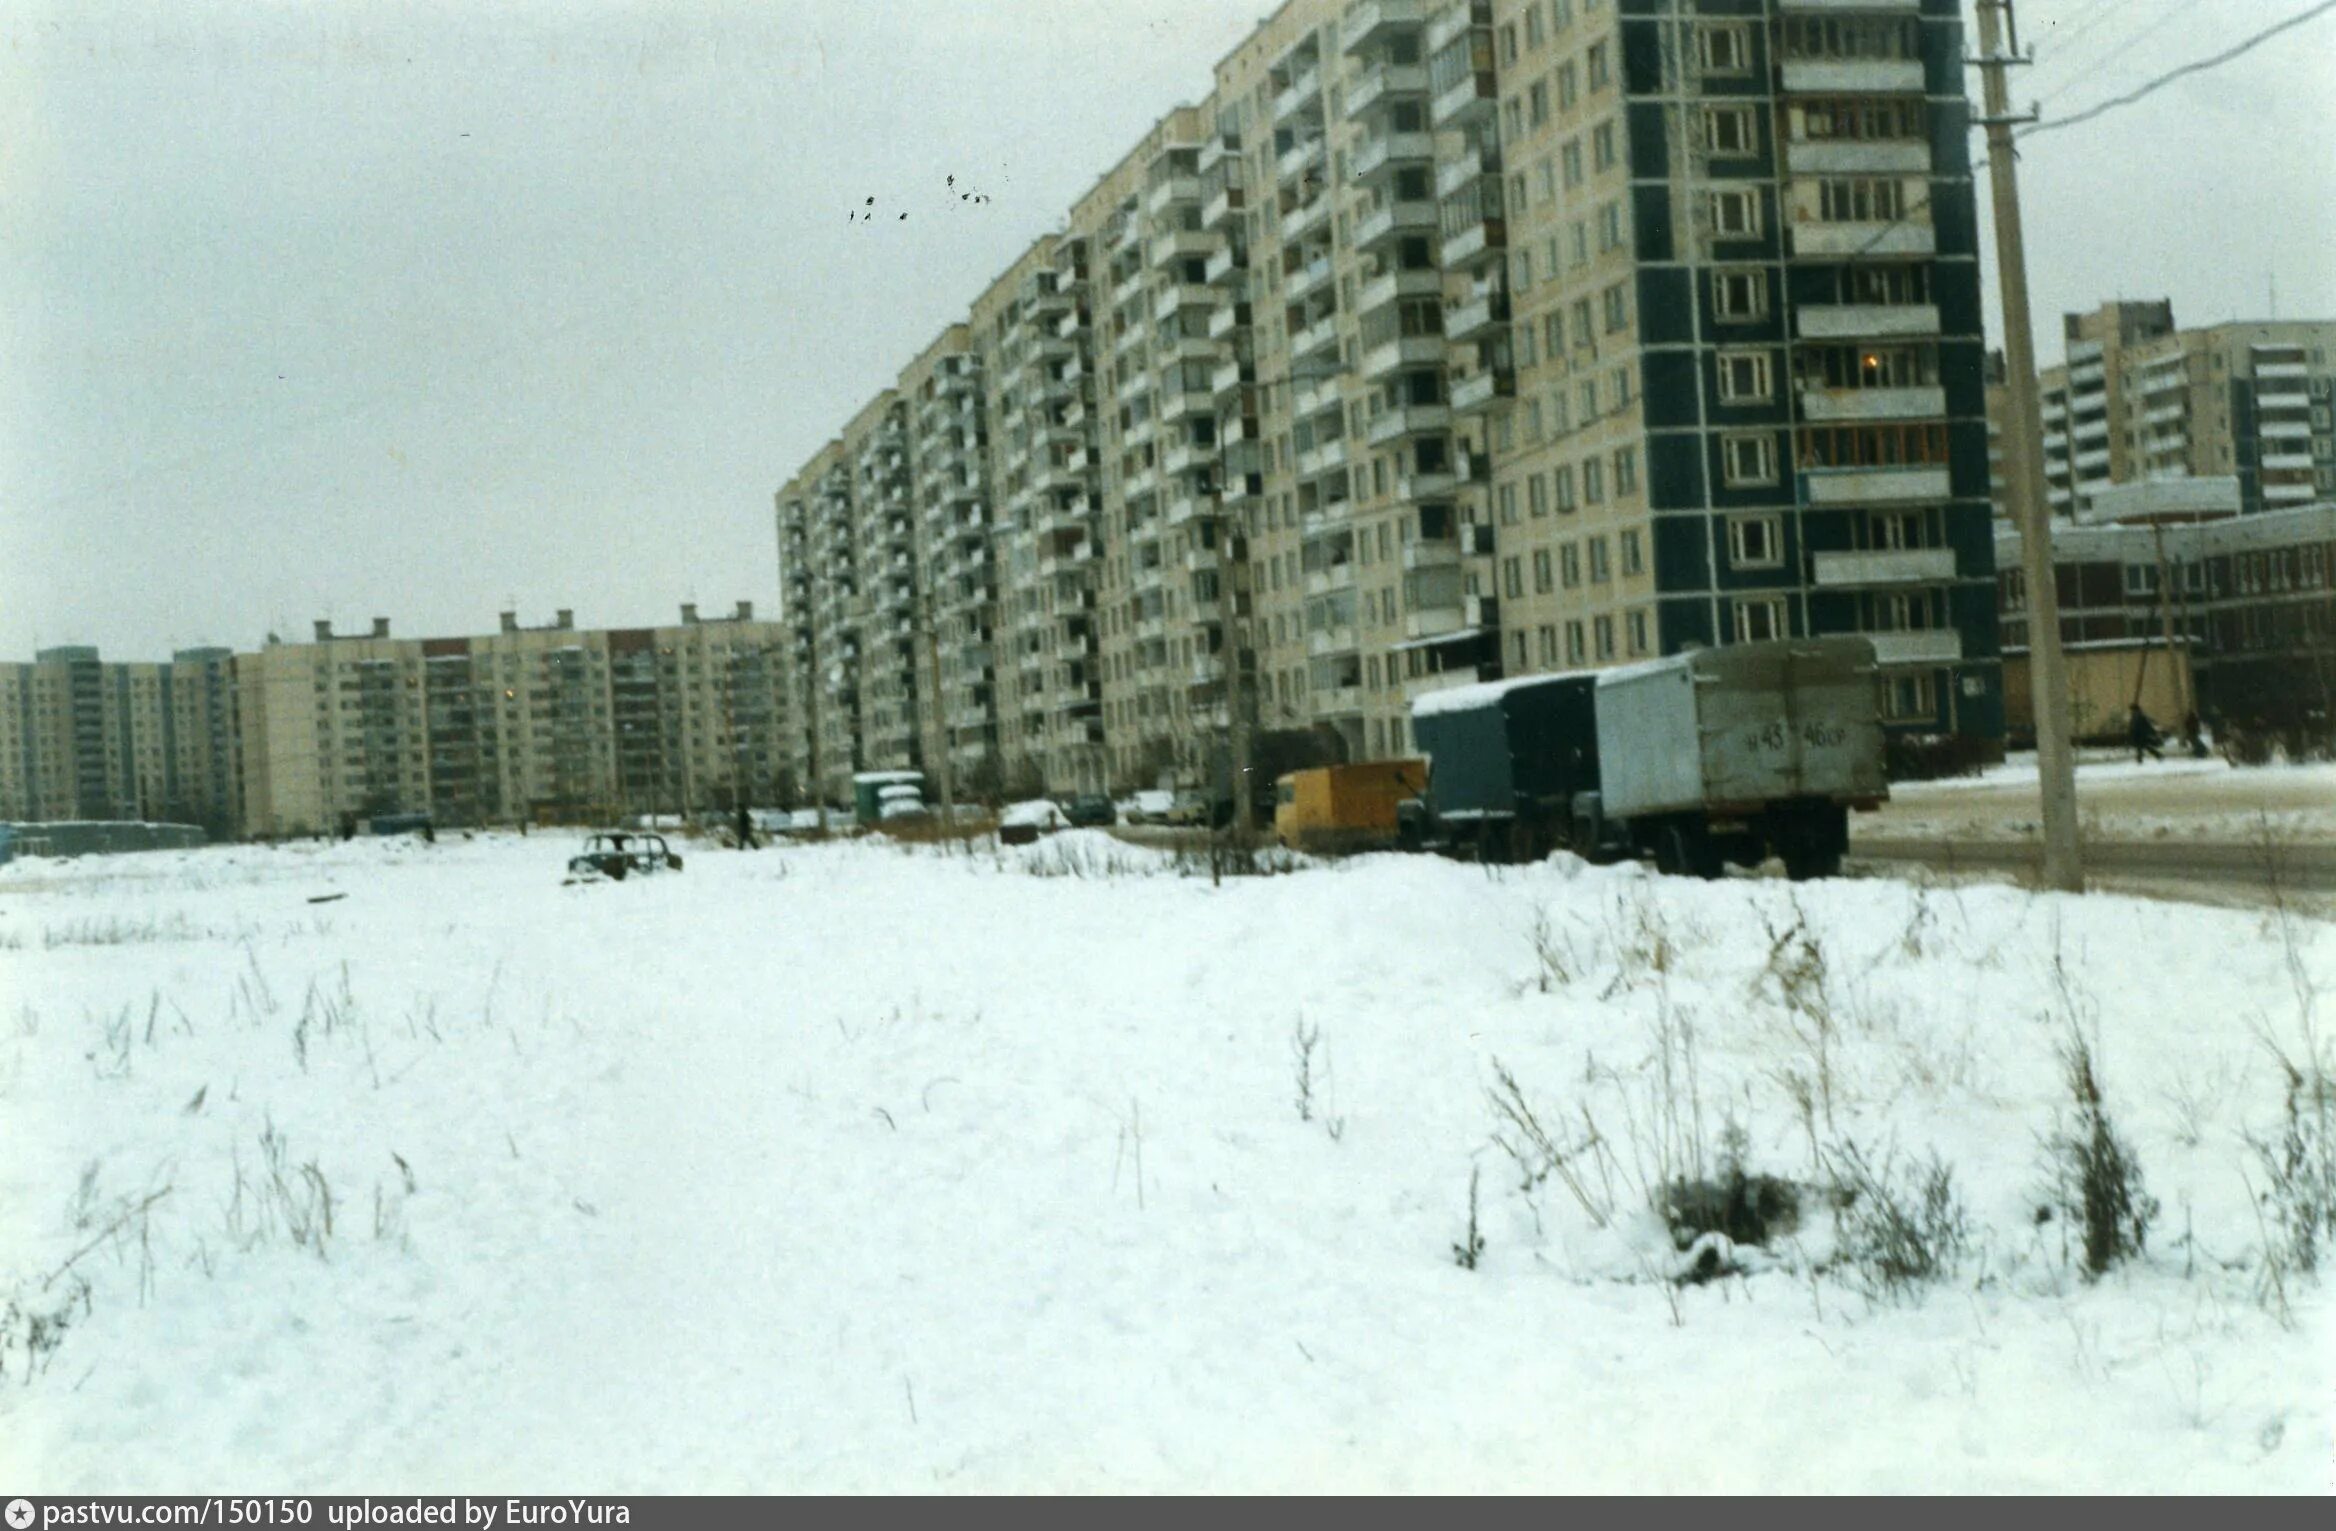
5, 0, 2332, 660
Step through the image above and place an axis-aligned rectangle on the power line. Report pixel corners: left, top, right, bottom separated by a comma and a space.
2026, 0, 2336, 136
2035, 0, 2195, 105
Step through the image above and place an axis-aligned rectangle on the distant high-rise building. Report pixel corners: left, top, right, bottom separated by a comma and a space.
0, 645, 240, 831
229, 605, 793, 838
2021, 300, 2336, 521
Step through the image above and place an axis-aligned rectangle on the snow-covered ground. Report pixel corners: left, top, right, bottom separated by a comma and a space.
1868, 757, 2336, 845
2, 832, 2331, 1492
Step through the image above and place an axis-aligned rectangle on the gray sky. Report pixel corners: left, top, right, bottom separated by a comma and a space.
5, 0, 2332, 660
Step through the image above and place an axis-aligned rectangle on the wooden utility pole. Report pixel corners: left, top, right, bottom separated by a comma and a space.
2149, 522, 2189, 721
804, 617, 825, 837
921, 593, 958, 839
1210, 509, 1256, 840
1974, 0, 2083, 892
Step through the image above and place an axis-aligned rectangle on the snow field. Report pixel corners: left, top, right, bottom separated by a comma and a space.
1, 831, 2331, 1491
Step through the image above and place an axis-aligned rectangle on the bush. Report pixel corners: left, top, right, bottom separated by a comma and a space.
1828, 1140, 1969, 1299
2042, 1031, 2158, 1279
2250, 1058, 2336, 1280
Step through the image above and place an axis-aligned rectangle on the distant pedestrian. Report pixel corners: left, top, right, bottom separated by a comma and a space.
2182, 711, 2208, 760
2128, 703, 2164, 765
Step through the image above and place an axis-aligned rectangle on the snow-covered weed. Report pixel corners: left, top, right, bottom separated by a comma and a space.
1825, 1140, 1969, 1301
2041, 1028, 2159, 1280
226, 1121, 337, 1260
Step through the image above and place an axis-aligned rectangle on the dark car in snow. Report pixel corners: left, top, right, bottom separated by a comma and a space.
565, 832, 684, 882
1064, 793, 1117, 827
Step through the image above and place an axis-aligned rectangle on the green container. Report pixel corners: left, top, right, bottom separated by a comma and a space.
851, 770, 924, 826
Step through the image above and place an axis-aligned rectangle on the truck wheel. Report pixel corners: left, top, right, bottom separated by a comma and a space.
1657, 823, 1720, 880
1782, 843, 1843, 882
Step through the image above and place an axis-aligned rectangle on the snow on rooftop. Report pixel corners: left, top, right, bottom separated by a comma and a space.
1408, 668, 1596, 718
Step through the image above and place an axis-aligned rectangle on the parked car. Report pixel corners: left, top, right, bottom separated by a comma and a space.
1161, 790, 1212, 827
565, 831, 684, 882
1124, 788, 1176, 825
1065, 792, 1117, 827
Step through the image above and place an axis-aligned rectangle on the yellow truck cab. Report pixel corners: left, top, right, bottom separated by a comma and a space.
1273, 759, 1428, 853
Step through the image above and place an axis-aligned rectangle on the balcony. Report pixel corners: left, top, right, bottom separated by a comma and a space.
1368, 402, 1452, 445
1203, 245, 1242, 285
1293, 375, 1343, 421
1795, 304, 1943, 345
1399, 537, 1462, 571
1154, 282, 1214, 322
1273, 67, 1323, 126
1865, 629, 1964, 667
1358, 266, 1445, 317
1306, 624, 1359, 658
1801, 466, 1952, 504
1146, 175, 1201, 216
1401, 602, 1469, 641
1202, 187, 1244, 231
1149, 229, 1216, 268
1791, 220, 1934, 258
1302, 561, 1355, 597
1450, 368, 1515, 414
1343, 0, 1426, 52
1444, 288, 1509, 341
1440, 217, 1506, 268
1212, 359, 1249, 398
1810, 548, 1956, 587
1286, 254, 1336, 304
1344, 63, 1429, 122
1784, 138, 1931, 176
1281, 195, 1332, 243
1431, 70, 1496, 127
1290, 313, 1341, 363
1354, 198, 1439, 251
1436, 146, 1501, 200
1277, 134, 1326, 184
1297, 437, 1350, 479
1361, 334, 1447, 380
1352, 130, 1436, 183
1797, 385, 1947, 423
1779, 59, 1924, 95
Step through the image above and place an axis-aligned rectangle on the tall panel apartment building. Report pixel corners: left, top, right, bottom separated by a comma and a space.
0, 646, 240, 831
973, 236, 1110, 794
902, 326, 997, 792
775, 442, 861, 801
2035, 300, 2336, 520
1479, 0, 1997, 733
775, 0, 2001, 794
234, 607, 791, 837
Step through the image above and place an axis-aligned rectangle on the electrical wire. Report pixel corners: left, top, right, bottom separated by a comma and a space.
2025, 0, 2336, 137
2036, 0, 2199, 106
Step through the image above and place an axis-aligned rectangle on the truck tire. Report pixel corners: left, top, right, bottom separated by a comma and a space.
1781, 842, 1843, 882
1655, 822, 1720, 880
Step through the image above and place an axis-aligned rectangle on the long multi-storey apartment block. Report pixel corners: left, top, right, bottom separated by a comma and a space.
977, 235, 1110, 794
776, 0, 2004, 795
232, 605, 791, 837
